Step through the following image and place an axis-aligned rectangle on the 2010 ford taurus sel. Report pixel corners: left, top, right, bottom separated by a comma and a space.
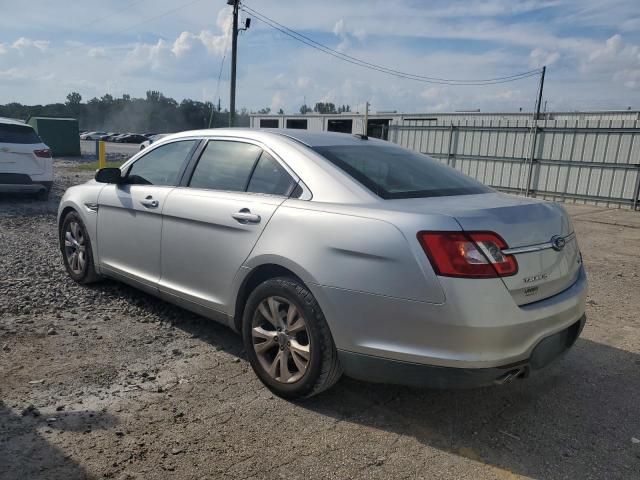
58, 129, 587, 398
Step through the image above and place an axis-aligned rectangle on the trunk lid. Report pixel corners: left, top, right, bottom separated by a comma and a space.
438, 193, 580, 305
384, 192, 582, 305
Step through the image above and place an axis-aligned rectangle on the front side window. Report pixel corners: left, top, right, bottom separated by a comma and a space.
127, 140, 196, 186
247, 152, 295, 196
189, 140, 262, 192
313, 144, 492, 199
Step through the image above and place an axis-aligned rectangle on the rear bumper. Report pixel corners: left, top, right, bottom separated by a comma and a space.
312, 265, 587, 369
0, 182, 53, 193
0, 177, 51, 193
338, 315, 586, 388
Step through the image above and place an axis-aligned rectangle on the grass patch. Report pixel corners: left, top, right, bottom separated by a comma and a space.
73, 160, 125, 171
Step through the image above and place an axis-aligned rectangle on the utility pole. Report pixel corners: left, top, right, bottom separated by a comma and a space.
363, 101, 369, 136
535, 65, 546, 120
228, 0, 239, 127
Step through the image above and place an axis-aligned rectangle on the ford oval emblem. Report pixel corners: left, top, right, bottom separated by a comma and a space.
551, 235, 566, 251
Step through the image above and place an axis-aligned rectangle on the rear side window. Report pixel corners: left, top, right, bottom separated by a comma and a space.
189, 140, 261, 192
127, 140, 196, 186
313, 144, 491, 199
0, 124, 41, 144
247, 152, 295, 196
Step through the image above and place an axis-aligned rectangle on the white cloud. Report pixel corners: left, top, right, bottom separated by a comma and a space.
529, 48, 560, 68
332, 18, 367, 52
12, 37, 49, 53
0, 68, 28, 81
332, 19, 346, 37
296, 76, 311, 89
1, 1, 639, 111
124, 36, 228, 82
582, 34, 640, 90
88, 47, 107, 58
420, 87, 442, 100
270, 92, 285, 112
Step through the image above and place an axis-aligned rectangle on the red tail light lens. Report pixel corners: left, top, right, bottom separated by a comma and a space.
34, 149, 52, 158
417, 231, 518, 278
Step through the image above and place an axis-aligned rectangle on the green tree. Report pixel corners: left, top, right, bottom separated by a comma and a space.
65, 92, 82, 106
313, 102, 337, 114
0, 91, 251, 131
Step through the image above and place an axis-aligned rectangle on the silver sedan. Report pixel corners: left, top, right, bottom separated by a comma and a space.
58, 129, 587, 398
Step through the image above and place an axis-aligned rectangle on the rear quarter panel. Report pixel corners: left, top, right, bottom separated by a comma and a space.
245, 199, 452, 304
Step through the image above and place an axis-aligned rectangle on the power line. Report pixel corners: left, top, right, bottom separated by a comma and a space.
64, 0, 208, 61
241, 3, 540, 86
209, 13, 232, 128
115, 0, 207, 36
82, 0, 149, 30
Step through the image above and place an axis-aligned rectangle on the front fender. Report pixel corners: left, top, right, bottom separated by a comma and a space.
57, 182, 105, 269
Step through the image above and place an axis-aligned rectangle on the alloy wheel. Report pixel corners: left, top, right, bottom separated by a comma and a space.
64, 221, 87, 275
251, 296, 311, 384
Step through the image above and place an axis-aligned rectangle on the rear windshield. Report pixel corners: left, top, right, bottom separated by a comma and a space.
313, 144, 492, 199
0, 123, 41, 144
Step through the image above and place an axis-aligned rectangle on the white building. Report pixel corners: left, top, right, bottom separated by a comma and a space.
249, 110, 640, 140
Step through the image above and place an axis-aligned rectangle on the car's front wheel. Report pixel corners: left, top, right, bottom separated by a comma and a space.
59, 211, 101, 284
242, 277, 342, 399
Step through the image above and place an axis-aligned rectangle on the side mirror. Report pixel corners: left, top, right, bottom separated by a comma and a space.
95, 167, 122, 184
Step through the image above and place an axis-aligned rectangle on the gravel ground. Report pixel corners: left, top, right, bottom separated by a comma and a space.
1, 160, 639, 480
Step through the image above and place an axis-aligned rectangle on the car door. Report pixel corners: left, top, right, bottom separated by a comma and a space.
159, 138, 298, 315
96, 139, 199, 292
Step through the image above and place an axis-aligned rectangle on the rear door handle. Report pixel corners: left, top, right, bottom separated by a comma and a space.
140, 195, 159, 208
232, 208, 261, 224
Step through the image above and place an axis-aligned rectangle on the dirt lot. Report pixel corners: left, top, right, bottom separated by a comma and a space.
1, 160, 639, 480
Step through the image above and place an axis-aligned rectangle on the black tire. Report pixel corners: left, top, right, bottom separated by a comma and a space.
59, 211, 101, 284
242, 277, 342, 399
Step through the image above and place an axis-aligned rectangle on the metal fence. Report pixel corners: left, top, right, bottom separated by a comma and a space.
389, 119, 640, 210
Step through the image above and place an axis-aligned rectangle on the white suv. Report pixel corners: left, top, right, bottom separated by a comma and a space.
0, 117, 53, 199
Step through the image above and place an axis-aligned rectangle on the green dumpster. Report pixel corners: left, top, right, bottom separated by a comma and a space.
27, 116, 80, 156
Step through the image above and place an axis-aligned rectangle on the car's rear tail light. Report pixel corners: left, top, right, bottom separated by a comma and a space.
417, 231, 518, 278
34, 149, 52, 158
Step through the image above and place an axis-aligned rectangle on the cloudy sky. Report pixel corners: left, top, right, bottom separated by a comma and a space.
1, 0, 639, 113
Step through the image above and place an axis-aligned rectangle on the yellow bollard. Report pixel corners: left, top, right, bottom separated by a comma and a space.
98, 140, 106, 169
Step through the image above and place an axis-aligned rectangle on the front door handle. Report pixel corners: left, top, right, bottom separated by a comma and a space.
140, 195, 159, 208
231, 208, 261, 224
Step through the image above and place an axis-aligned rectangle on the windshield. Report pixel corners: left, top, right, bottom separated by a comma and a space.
0, 123, 41, 144
313, 144, 492, 199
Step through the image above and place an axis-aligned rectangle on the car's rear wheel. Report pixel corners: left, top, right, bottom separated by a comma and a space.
59, 211, 101, 284
35, 186, 50, 201
242, 277, 342, 399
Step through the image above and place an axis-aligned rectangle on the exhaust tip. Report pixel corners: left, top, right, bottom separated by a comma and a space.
494, 367, 526, 385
